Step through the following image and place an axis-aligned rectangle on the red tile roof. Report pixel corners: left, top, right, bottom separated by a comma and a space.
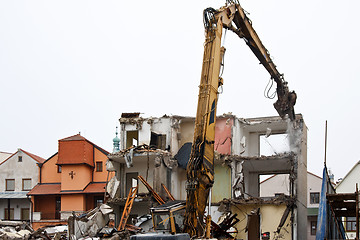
20, 149, 46, 163
27, 182, 106, 196
27, 183, 61, 195
59, 134, 87, 142
0, 149, 46, 166
83, 182, 106, 194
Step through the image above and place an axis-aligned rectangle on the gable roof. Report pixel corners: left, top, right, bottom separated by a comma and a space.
20, 149, 46, 164
0, 149, 46, 166
335, 160, 360, 188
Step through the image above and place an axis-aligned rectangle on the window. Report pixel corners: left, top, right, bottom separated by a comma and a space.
310, 192, 320, 204
21, 208, 30, 220
22, 179, 32, 191
311, 221, 317, 235
346, 217, 357, 232
4, 208, 14, 220
57, 165, 62, 173
6, 179, 15, 191
18, 156, 22, 162
96, 161, 103, 172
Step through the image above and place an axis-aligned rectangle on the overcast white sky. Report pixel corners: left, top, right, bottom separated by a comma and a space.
1, 0, 359, 181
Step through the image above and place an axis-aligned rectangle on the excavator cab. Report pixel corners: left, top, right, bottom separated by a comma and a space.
151, 200, 186, 234
130, 201, 190, 240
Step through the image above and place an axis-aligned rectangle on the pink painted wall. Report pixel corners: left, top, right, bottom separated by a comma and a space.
214, 117, 233, 155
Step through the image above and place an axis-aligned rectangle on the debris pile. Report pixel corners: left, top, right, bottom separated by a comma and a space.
0, 220, 32, 240
0, 220, 68, 240
68, 204, 138, 240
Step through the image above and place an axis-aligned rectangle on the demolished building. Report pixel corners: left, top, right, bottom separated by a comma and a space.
106, 113, 307, 239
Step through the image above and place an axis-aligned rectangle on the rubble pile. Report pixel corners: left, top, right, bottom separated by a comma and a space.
68, 204, 135, 240
0, 220, 68, 240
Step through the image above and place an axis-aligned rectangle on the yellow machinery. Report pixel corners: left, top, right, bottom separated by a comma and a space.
183, 1, 296, 238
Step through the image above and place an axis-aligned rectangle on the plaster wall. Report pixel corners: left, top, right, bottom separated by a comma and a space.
93, 148, 114, 182
41, 153, 61, 183
61, 165, 92, 191
307, 173, 322, 208
212, 164, 231, 202
62, 194, 85, 212
170, 167, 187, 200
121, 159, 156, 195
336, 163, 360, 193
0, 150, 40, 192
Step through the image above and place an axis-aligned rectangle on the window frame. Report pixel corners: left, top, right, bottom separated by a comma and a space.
310, 192, 320, 204
345, 217, 357, 232
6, 179, 15, 191
57, 165, 62, 173
22, 178, 32, 191
18, 156, 22, 162
96, 161, 103, 172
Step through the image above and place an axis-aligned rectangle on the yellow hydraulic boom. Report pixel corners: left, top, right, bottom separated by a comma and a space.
183, 1, 296, 238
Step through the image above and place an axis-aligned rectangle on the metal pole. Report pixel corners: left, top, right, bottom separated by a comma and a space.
324, 120, 328, 166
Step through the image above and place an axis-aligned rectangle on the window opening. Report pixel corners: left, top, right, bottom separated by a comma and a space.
126, 131, 138, 148
260, 174, 290, 197
18, 156, 22, 162
150, 132, 166, 150
260, 133, 290, 156
126, 172, 138, 196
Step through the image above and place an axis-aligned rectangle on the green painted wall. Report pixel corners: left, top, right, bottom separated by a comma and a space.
212, 164, 231, 202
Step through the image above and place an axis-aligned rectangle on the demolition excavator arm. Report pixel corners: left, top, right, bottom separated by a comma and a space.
183, 1, 296, 238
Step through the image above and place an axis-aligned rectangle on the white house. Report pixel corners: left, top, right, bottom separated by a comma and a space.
0, 149, 45, 220
260, 172, 322, 240
335, 161, 360, 239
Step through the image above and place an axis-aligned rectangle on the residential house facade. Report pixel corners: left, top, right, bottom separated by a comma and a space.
260, 171, 322, 240
0, 149, 45, 221
28, 134, 114, 229
107, 113, 308, 240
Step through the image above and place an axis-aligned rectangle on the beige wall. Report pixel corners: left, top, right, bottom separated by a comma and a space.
41, 153, 61, 183
61, 165, 92, 191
